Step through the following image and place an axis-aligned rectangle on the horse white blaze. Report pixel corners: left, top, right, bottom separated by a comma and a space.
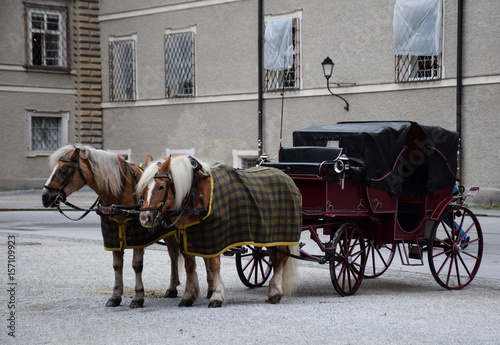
43, 166, 58, 191
146, 179, 156, 206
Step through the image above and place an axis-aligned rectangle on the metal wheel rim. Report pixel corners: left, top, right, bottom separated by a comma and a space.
235, 245, 272, 288
428, 206, 483, 290
329, 223, 366, 296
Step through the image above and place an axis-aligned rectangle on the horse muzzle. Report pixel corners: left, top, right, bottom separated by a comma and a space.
139, 210, 159, 229
42, 188, 60, 208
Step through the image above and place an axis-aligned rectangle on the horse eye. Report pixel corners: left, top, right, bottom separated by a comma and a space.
158, 185, 165, 191
58, 168, 67, 175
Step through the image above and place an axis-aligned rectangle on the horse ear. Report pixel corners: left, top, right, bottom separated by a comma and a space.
70, 148, 80, 162
146, 154, 154, 166
159, 155, 172, 172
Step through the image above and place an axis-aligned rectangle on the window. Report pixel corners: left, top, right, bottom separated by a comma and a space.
233, 150, 259, 169
166, 148, 195, 157
106, 149, 132, 161
25, 4, 68, 70
264, 16, 300, 92
393, 0, 443, 83
109, 36, 136, 102
28, 111, 68, 155
165, 30, 195, 98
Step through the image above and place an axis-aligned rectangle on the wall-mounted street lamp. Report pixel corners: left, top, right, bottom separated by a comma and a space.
321, 56, 350, 111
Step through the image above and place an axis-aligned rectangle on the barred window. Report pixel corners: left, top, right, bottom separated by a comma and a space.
393, 0, 443, 83
28, 112, 68, 154
109, 38, 136, 102
241, 157, 258, 169
395, 55, 441, 82
25, 4, 68, 70
264, 17, 300, 92
165, 32, 195, 98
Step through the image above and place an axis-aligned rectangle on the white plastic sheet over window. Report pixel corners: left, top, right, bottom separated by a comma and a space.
264, 18, 294, 71
393, 0, 442, 56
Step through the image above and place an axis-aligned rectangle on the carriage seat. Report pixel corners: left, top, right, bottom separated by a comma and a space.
279, 146, 342, 163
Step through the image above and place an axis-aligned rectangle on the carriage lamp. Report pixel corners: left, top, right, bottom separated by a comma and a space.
334, 154, 350, 189
321, 56, 350, 111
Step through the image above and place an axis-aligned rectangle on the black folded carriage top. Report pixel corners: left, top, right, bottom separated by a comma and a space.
275, 121, 460, 197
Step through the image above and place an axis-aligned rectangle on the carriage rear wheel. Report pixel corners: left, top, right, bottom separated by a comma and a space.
236, 245, 272, 288
363, 240, 395, 279
329, 223, 366, 296
428, 206, 483, 290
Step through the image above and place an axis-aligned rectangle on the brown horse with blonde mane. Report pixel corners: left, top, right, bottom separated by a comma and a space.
41, 144, 189, 307
137, 154, 301, 307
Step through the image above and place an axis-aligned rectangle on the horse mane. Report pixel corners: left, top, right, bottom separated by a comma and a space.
49, 144, 124, 197
137, 155, 211, 210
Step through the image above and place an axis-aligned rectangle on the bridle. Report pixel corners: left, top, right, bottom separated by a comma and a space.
44, 151, 99, 221
44, 154, 88, 207
140, 156, 209, 229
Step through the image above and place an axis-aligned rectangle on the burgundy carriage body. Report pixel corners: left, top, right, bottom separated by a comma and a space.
262, 121, 460, 244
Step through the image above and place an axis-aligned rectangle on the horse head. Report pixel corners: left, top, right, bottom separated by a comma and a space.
42, 145, 90, 208
138, 155, 176, 228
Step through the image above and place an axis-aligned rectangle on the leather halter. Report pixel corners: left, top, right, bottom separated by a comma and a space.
140, 156, 209, 229
44, 153, 88, 205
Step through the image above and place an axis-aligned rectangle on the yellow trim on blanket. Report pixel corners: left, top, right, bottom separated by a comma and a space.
178, 230, 299, 258
103, 216, 176, 251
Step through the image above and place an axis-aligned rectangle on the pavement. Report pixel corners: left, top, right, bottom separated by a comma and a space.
0, 188, 499, 344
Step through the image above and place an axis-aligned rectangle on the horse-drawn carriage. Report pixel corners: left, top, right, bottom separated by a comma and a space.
43, 120, 483, 307
244, 121, 482, 296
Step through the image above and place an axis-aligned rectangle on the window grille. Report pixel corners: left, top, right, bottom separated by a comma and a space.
393, 0, 442, 83
264, 17, 300, 92
25, 4, 68, 70
31, 116, 61, 151
395, 55, 441, 82
165, 32, 195, 98
109, 39, 136, 102
241, 157, 258, 169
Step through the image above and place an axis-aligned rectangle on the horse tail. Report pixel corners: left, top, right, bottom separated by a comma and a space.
282, 244, 299, 296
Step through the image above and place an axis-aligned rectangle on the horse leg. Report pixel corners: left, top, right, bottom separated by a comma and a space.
130, 248, 145, 308
206, 256, 225, 308
266, 245, 296, 304
164, 236, 181, 298
106, 250, 124, 307
178, 254, 200, 307
203, 257, 214, 298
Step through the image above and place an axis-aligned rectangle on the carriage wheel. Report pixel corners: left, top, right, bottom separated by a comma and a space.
428, 206, 483, 290
329, 223, 366, 296
236, 245, 272, 288
363, 240, 395, 279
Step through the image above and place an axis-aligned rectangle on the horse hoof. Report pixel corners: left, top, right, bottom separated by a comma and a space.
208, 300, 223, 308
106, 298, 121, 307
178, 299, 194, 307
129, 300, 144, 308
164, 290, 178, 298
266, 295, 282, 304
207, 291, 213, 299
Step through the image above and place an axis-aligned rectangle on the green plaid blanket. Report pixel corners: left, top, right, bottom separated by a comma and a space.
179, 164, 302, 257
100, 215, 175, 251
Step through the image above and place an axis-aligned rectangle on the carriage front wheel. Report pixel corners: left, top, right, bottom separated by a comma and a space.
329, 223, 366, 296
428, 206, 483, 290
236, 245, 272, 288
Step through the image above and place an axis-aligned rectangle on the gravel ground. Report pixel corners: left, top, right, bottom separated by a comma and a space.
1, 233, 499, 345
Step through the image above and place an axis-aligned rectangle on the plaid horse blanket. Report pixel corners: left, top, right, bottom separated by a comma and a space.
100, 215, 175, 251
178, 164, 302, 257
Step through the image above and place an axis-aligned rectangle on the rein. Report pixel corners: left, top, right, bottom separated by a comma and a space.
141, 156, 209, 229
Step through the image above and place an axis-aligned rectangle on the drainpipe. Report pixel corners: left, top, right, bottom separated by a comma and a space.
456, 0, 463, 180
258, 0, 264, 156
